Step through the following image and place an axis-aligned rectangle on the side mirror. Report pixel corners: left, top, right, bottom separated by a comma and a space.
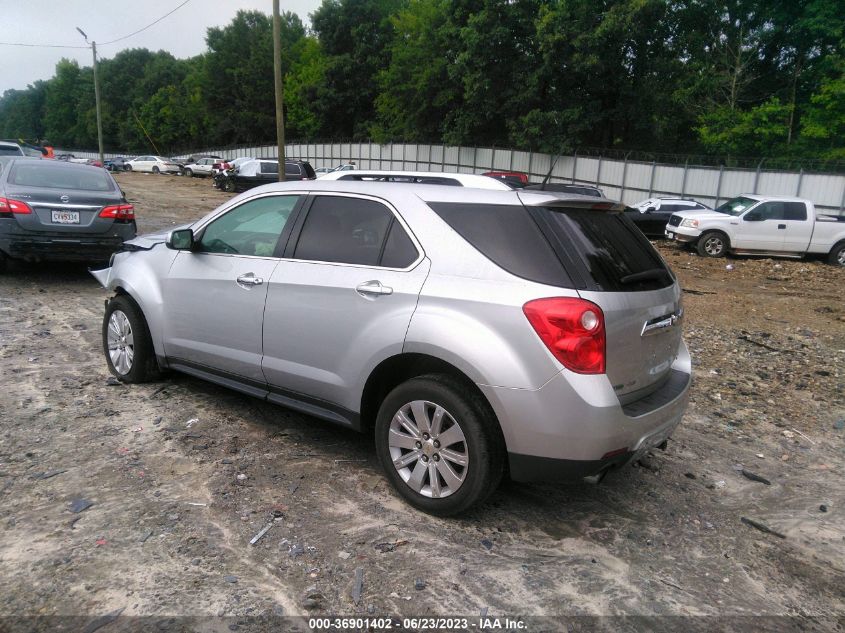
645, 206, 657, 214
167, 228, 195, 250
744, 211, 763, 221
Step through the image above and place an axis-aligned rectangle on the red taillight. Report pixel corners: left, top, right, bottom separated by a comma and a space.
523, 297, 606, 374
99, 204, 135, 220
0, 197, 32, 216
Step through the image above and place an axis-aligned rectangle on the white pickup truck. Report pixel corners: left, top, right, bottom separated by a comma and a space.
665, 194, 845, 266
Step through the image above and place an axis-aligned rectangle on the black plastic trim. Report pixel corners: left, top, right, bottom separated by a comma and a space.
508, 451, 634, 483
621, 369, 690, 418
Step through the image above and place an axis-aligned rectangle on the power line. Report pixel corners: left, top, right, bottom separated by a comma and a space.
100, 0, 192, 46
0, 0, 193, 50
0, 42, 88, 49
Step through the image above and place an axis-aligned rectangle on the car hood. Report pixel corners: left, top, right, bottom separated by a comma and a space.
671, 210, 728, 221
123, 224, 191, 250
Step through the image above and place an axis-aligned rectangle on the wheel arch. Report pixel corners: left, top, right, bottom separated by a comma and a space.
360, 353, 504, 444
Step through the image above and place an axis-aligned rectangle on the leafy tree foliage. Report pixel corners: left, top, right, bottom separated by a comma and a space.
0, 0, 841, 163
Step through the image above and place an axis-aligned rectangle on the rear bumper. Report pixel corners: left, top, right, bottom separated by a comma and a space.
480, 339, 691, 483
0, 228, 133, 262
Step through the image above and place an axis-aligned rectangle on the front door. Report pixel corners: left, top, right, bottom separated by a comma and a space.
262, 193, 429, 415
162, 193, 304, 383
734, 201, 787, 250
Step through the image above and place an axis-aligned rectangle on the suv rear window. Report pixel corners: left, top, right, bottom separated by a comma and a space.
429, 202, 672, 292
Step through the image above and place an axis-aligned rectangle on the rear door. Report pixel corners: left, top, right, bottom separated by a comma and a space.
529, 204, 683, 401
780, 202, 813, 253
261, 193, 428, 413
2, 161, 122, 235
162, 193, 304, 383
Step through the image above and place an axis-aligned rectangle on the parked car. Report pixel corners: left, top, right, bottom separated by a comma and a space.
217, 159, 316, 193
625, 198, 711, 238
0, 159, 135, 271
482, 171, 529, 188
104, 157, 132, 172
314, 167, 334, 175
212, 156, 254, 178
184, 157, 218, 178
665, 194, 845, 266
524, 182, 605, 197
91, 180, 690, 515
126, 156, 181, 174
0, 141, 26, 157
317, 170, 512, 190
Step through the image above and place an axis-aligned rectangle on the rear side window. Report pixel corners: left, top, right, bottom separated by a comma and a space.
783, 202, 808, 221
8, 163, 114, 192
428, 203, 572, 288
381, 221, 418, 268
535, 207, 672, 291
260, 163, 278, 174
0, 145, 23, 156
285, 164, 301, 176
301, 162, 317, 179
294, 196, 393, 266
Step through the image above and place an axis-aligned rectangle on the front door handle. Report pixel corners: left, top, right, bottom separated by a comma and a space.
778, 224, 786, 229
236, 273, 264, 287
356, 280, 393, 297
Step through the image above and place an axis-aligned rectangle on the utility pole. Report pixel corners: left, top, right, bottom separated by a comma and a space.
77, 28, 105, 165
272, 0, 286, 181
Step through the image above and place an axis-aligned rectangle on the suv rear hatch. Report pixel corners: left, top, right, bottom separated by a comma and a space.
522, 198, 683, 402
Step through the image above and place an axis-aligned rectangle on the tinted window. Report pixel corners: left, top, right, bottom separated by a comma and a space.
260, 162, 278, 174
285, 163, 301, 176
755, 202, 786, 221
381, 221, 418, 268
8, 163, 115, 192
199, 195, 300, 256
0, 145, 24, 156
301, 162, 316, 179
536, 206, 672, 291
294, 196, 393, 266
783, 202, 808, 221
428, 203, 572, 288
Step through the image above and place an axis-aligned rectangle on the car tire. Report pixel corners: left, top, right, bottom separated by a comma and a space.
223, 179, 235, 193
102, 295, 161, 383
375, 374, 504, 516
125, 165, 132, 172
0, 250, 7, 274
697, 231, 729, 258
185, 168, 194, 178
152, 166, 160, 174
829, 241, 845, 267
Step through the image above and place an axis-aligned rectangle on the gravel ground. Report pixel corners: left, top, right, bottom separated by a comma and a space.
0, 172, 843, 631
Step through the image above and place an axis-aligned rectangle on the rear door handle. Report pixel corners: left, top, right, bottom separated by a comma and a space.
356, 280, 393, 297
778, 224, 786, 229
236, 273, 264, 287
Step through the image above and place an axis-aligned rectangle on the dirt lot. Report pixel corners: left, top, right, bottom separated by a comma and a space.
0, 172, 843, 630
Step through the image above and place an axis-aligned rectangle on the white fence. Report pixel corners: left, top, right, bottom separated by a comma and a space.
69, 142, 845, 215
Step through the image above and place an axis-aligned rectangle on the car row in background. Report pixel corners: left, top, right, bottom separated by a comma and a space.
126, 156, 182, 174
215, 159, 317, 193
0, 158, 136, 272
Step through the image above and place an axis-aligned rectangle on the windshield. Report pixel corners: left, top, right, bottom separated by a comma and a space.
715, 196, 757, 216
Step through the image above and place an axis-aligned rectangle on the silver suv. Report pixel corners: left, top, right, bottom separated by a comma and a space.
92, 180, 691, 515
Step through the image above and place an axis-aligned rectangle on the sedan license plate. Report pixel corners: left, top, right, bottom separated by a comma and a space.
51, 210, 80, 224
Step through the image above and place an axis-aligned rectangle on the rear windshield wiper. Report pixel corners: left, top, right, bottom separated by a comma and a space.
620, 268, 672, 284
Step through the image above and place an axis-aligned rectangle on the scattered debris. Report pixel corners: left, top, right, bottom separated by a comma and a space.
659, 578, 684, 591
819, 505, 828, 513
302, 586, 324, 609
138, 530, 153, 543
338, 551, 352, 560
741, 469, 771, 485
185, 418, 199, 428
738, 334, 787, 353
740, 517, 786, 539
95, 538, 107, 547
223, 575, 238, 584
69, 499, 94, 514
32, 469, 67, 480
481, 538, 494, 551
249, 520, 276, 546
725, 264, 734, 271
684, 472, 696, 479
755, 453, 765, 459
790, 428, 815, 445
105, 377, 121, 386
352, 568, 364, 605
374, 540, 409, 553
290, 543, 305, 558
414, 578, 426, 591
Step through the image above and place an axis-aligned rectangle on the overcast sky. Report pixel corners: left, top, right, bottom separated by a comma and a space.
0, 0, 322, 94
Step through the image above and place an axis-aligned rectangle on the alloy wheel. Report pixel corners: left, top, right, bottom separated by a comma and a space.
107, 310, 134, 375
704, 236, 724, 256
388, 400, 469, 499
